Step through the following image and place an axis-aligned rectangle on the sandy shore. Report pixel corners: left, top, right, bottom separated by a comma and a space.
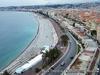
1, 13, 58, 74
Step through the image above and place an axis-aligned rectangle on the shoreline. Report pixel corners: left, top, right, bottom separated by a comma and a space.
1, 13, 40, 73
1, 13, 59, 74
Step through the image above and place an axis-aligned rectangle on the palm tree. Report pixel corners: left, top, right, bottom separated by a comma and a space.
42, 47, 61, 66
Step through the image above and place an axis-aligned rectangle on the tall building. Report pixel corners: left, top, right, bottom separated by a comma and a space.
97, 26, 100, 42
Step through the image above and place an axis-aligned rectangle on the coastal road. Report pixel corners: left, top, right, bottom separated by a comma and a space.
98, 61, 100, 75
44, 31, 78, 75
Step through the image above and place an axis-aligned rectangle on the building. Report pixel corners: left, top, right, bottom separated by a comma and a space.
15, 46, 50, 75
15, 54, 43, 75
61, 47, 99, 75
97, 26, 100, 43
61, 20, 99, 75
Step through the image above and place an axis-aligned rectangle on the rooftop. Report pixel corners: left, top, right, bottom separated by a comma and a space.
70, 51, 94, 71
72, 27, 86, 39
85, 39, 98, 48
95, 18, 100, 23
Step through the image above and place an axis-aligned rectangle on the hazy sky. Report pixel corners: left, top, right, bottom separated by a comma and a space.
0, 0, 99, 7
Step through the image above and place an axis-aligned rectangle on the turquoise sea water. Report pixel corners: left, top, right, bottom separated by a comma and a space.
0, 11, 38, 70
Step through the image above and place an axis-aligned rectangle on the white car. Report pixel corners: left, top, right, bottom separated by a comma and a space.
60, 61, 65, 66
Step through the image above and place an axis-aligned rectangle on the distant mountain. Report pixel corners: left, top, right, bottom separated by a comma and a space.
68, 2, 100, 9
0, 2, 100, 10
50, 2, 100, 9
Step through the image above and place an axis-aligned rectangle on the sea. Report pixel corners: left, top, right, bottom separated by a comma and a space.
0, 11, 38, 71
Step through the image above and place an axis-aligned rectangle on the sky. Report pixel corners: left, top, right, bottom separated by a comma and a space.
0, 0, 99, 7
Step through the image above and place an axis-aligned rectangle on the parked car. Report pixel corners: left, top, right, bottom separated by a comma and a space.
51, 67, 54, 70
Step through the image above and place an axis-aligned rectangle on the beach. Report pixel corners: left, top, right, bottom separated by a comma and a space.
1, 13, 58, 74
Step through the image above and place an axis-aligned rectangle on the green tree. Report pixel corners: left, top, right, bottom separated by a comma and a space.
35, 68, 41, 73
42, 47, 61, 67
61, 35, 69, 46
73, 22, 75, 27
64, 13, 69, 18
3, 70, 10, 75
77, 45, 81, 53
91, 30, 97, 36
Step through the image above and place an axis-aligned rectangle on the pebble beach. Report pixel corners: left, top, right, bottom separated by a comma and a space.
1, 13, 58, 74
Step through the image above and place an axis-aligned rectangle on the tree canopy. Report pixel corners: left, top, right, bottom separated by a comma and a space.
42, 47, 61, 65
3, 70, 10, 75
61, 35, 69, 46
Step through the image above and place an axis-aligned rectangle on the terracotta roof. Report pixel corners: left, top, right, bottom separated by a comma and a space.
95, 18, 100, 23
79, 11, 96, 21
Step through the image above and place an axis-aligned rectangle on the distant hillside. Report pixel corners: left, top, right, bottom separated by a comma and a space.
55, 2, 100, 9
0, 2, 100, 10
